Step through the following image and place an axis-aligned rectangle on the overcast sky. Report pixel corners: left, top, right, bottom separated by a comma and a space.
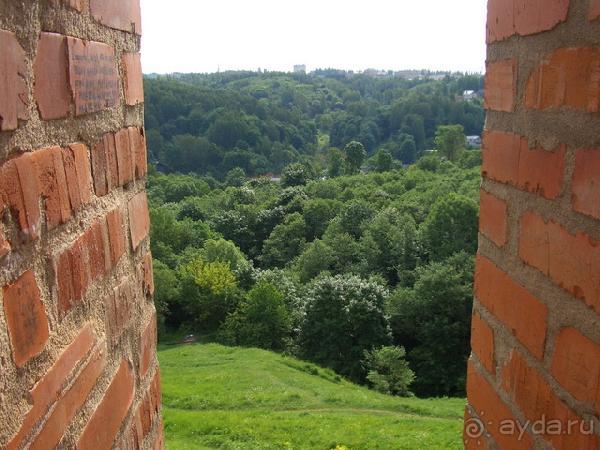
140, 0, 487, 74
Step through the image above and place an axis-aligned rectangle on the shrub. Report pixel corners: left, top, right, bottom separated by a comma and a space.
363, 346, 414, 396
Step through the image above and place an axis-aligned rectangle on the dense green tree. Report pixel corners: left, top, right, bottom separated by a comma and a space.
260, 213, 307, 267
281, 162, 311, 187
434, 125, 466, 161
375, 149, 393, 172
363, 346, 415, 396
328, 147, 345, 178
344, 141, 367, 175
225, 167, 247, 187
298, 275, 391, 382
388, 252, 474, 396
220, 281, 291, 351
420, 193, 478, 262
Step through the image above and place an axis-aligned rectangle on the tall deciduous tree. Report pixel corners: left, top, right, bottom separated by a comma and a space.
434, 125, 466, 161
344, 141, 367, 175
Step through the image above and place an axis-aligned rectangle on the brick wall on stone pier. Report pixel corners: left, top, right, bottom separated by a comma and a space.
464, 0, 600, 449
0, 1, 162, 449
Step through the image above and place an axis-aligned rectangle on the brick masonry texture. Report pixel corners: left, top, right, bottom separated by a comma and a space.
0, 1, 161, 449
466, 1, 600, 448
487, 0, 570, 43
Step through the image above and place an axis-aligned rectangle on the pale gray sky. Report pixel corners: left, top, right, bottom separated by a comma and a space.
140, 0, 487, 74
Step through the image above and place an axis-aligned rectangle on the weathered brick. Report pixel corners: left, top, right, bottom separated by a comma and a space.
2, 271, 49, 368
132, 369, 161, 446
479, 190, 507, 247
29, 346, 106, 450
115, 128, 134, 186
466, 361, 533, 449
91, 140, 109, 197
0, 30, 29, 130
78, 358, 135, 450
90, 0, 142, 35
61, 144, 93, 213
128, 192, 150, 250
484, 59, 517, 112
487, 0, 570, 43
61, 146, 83, 212
6, 324, 96, 450
1, 154, 42, 240
519, 212, 600, 311
502, 350, 598, 449
140, 252, 154, 298
105, 132, 120, 191
66, 37, 119, 116
139, 315, 157, 379
475, 254, 548, 359
591, 0, 600, 21
129, 127, 148, 179
551, 328, 600, 412
56, 236, 90, 316
85, 219, 108, 282
33, 32, 71, 121
33, 146, 72, 230
123, 53, 144, 106
572, 149, 600, 220
482, 131, 565, 199
470, 313, 496, 375
525, 48, 600, 112
105, 278, 135, 347
106, 208, 126, 267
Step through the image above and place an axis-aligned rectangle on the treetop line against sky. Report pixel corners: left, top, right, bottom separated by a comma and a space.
140, 0, 487, 74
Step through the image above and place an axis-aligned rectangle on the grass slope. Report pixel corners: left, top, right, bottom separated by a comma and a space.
159, 344, 464, 449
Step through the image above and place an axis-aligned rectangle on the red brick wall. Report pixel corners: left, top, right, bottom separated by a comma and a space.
0, 1, 162, 449
465, 0, 600, 448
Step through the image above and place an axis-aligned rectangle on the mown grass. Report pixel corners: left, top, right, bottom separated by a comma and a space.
158, 343, 465, 449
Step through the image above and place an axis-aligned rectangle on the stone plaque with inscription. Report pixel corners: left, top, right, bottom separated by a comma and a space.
67, 37, 120, 116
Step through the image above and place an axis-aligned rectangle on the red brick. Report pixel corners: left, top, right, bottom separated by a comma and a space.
470, 313, 496, 375
66, 37, 119, 116
475, 254, 548, 359
128, 192, 150, 250
0, 30, 29, 130
61, 146, 83, 212
487, 0, 570, 43
139, 315, 157, 379
129, 127, 148, 179
91, 140, 109, 197
482, 131, 565, 199
89, 0, 142, 35
525, 48, 600, 112
6, 324, 96, 450
1, 154, 42, 240
123, 53, 144, 106
572, 149, 600, 220
48, 0, 83, 11
29, 346, 106, 450
106, 208, 126, 267
115, 128, 134, 186
105, 278, 135, 347
2, 271, 49, 368
502, 350, 598, 449
78, 358, 135, 450
85, 219, 108, 281
104, 132, 120, 191
56, 234, 92, 316
33, 146, 72, 230
484, 59, 517, 112
591, 0, 600, 20
33, 32, 71, 121
479, 190, 507, 247
466, 360, 533, 449
140, 252, 154, 298
132, 369, 161, 445
519, 212, 600, 311
551, 328, 600, 412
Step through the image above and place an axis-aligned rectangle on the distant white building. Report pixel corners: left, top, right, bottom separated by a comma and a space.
294, 65, 306, 74
466, 135, 482, 148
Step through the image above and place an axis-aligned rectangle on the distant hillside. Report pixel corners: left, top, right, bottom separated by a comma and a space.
144, 71, 484, 179
159, 343, 464, 449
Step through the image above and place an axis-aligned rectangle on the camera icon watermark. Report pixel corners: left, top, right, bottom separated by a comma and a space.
465, 414, 596, 441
